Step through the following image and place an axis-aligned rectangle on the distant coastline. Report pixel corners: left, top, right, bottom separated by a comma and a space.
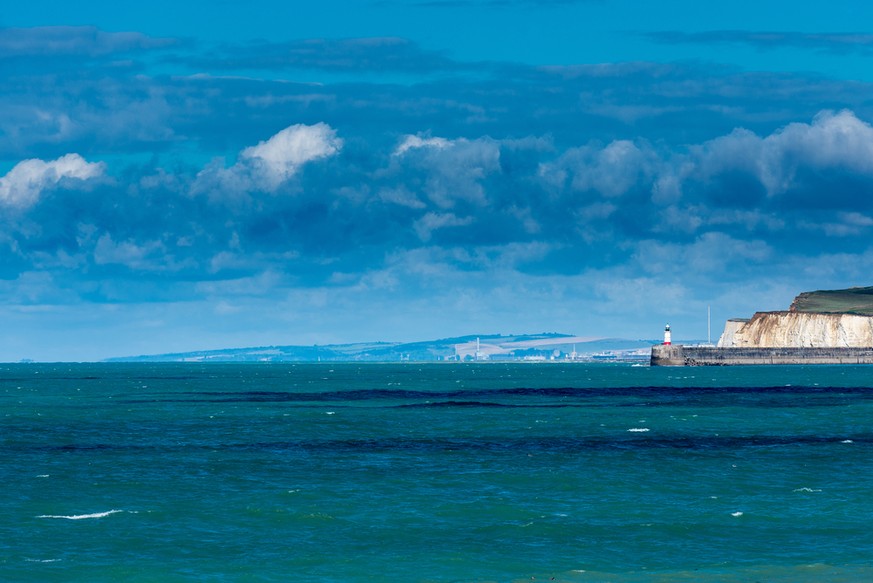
105, 333, 655, 363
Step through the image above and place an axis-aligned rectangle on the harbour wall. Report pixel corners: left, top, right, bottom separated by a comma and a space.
651, 344, 873, 366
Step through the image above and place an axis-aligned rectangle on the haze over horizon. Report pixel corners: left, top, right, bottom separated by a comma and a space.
2, 1, 873, 361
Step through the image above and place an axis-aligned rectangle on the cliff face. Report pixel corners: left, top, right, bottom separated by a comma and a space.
716, 319, 749, 348
717, 311, 873, 348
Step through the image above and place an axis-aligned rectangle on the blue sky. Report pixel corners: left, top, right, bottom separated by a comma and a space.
3, 1, 873, 360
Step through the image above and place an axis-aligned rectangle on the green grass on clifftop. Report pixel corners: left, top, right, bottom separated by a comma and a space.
789, 286, 873, 316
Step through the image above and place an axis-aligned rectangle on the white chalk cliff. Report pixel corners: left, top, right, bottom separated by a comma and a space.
717, 311, 873, 348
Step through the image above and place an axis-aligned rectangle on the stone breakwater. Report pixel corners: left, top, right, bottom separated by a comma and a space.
651, 344, 873, 366
717, 312, 873, 348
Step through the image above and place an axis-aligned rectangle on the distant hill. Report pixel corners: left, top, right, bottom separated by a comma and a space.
789, 286, 873, 316
106, 333, 658, 363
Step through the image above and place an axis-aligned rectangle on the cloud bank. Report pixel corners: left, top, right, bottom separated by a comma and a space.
0, 25, 177, 58
643, 30, 873, 54
8, 109, 873, 295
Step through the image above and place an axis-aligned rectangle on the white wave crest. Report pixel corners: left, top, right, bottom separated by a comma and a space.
37, 509, 124, 520
627, 428, 650, 432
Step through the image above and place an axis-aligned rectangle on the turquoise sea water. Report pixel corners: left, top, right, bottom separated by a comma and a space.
2, 362, 873, 582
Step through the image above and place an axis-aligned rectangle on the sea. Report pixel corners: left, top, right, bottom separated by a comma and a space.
2, 362, 872, 582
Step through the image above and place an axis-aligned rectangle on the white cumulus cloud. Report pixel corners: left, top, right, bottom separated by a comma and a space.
688, 109, 873, 196
195, 122, 343, 196
392, 134, 500, 207
0, 153, 104, 208
539, 139, 657, 198
760, 109, 873, 191
414, 212, 474, 241
393, 135, 452, 156
93, 234, 168, 270
241, 122, 343, 189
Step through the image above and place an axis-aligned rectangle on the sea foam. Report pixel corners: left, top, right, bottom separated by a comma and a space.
37, 509, 124, 520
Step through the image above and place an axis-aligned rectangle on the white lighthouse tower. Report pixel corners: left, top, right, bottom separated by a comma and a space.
663, 324, 672, 345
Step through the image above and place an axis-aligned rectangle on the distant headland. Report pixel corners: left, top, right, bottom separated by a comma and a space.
653, 286, 873, 366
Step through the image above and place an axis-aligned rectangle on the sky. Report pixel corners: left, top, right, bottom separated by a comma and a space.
3, 1, 873, 360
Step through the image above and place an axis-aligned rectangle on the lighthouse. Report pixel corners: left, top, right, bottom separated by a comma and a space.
663, 324, 672, 345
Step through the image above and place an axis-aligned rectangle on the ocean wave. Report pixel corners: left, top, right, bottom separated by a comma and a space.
396, 400, 519, 408
120, 384, 873, 407
24, 433, 873, 456
37, 509, 124, 520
